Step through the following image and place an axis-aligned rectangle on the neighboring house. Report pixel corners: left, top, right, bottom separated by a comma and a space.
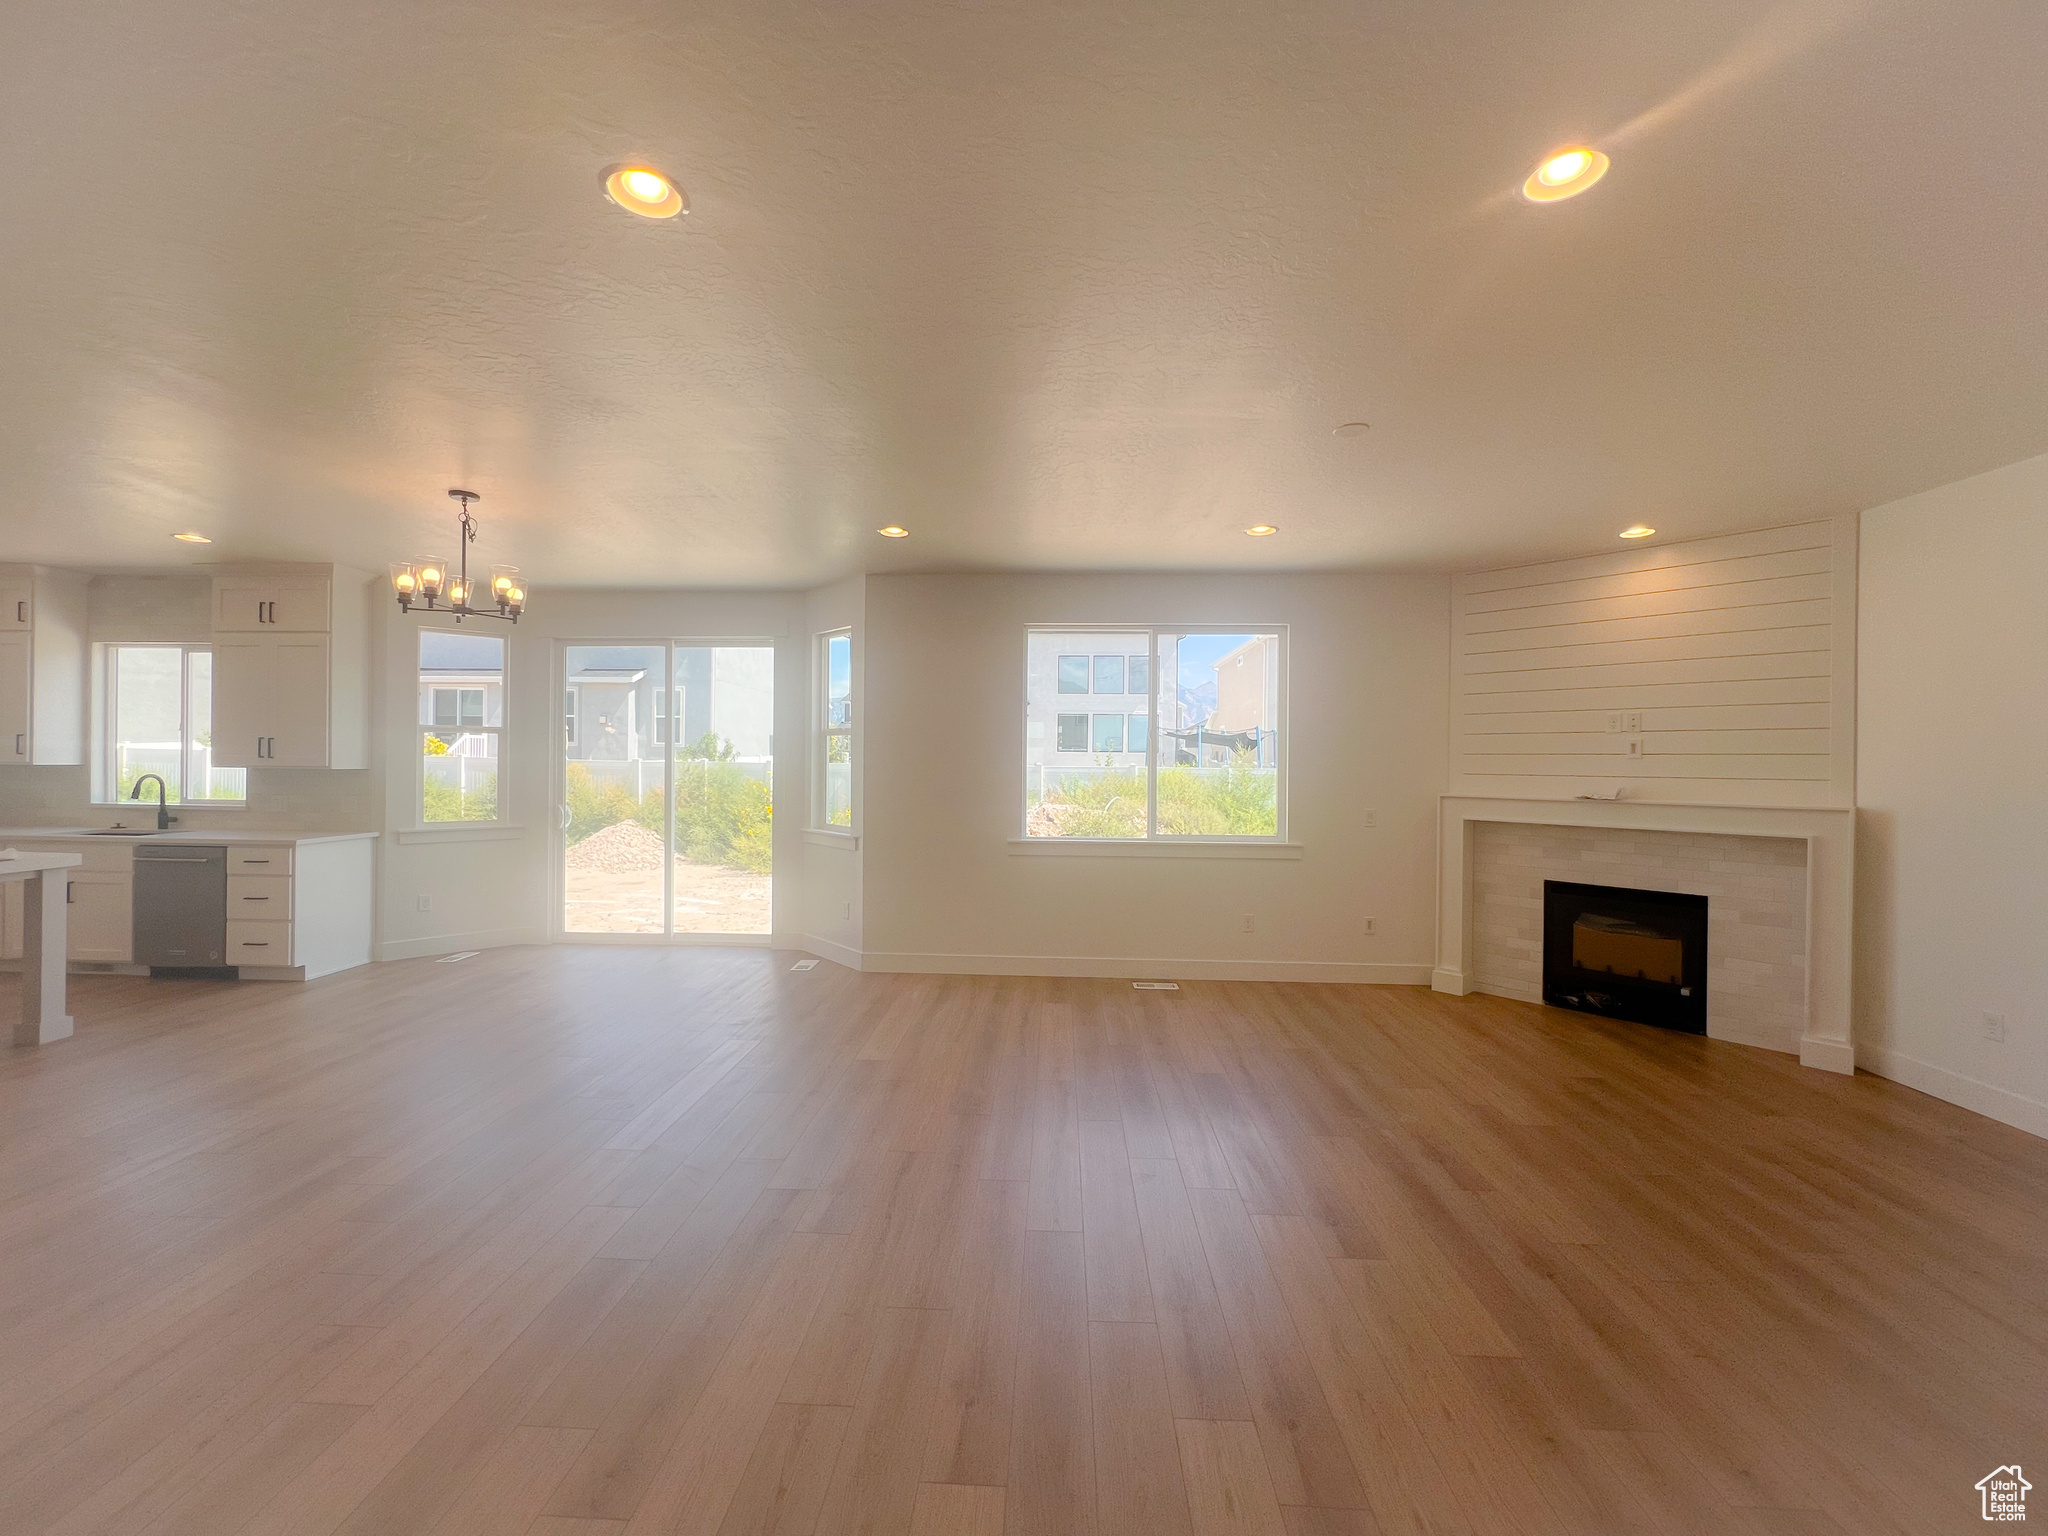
564, 646, 774, 781
1204, 632, 1279, 767
1026, 642, 1154, 773
419, 631, 505, 762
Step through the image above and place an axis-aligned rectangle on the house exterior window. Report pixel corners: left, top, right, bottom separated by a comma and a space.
565, 687, 579, 746
419, 631, 504, 823
98, 644, 247, 804
1023, 627, 1284, 841
816, 629, 853, 827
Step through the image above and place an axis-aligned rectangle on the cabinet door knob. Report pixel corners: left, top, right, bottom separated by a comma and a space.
13, 733, 22, 755
14, 601, 23, 623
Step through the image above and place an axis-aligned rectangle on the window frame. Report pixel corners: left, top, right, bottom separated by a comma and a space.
813, 628, 854, 831
1022, 624, 1288, 844
417, 628, 507, 828
95, 643, 247, 807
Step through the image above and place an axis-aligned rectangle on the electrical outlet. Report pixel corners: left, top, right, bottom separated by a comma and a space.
1241, 914, 1255, 933
1605, 712, 1625, 733
1625, 711, 1643, 732
843, 902, 851, 921
1983, 1012, 2008, 1042
1363, 917, 1376, 936
415, 894, 432, 913
1627, 737, 1644, 758
1363, 809, 1377, 827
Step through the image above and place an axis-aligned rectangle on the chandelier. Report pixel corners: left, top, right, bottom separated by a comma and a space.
391, 489, 524, 623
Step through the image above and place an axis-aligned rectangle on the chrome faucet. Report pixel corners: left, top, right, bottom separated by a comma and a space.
130, 773, 177, 830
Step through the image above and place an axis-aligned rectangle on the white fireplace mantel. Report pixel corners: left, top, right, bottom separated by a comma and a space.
1434, 795, 1856, 1075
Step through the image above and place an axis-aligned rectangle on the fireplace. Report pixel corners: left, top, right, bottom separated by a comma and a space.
1543, 880, 1708, 1034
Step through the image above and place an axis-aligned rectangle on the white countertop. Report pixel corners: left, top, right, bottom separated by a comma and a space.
0, 828, 377, 846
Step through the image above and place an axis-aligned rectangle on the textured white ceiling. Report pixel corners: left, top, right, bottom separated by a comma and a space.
1, 0, 2042, 586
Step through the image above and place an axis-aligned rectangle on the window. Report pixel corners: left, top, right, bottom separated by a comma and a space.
100, 645, 246, 804
565, 686, 579, 746
432, 688, 485, 730
1024, 627, 1283, 840
650, 686, 685, 743
419, 631, 504, 823
816, 629, 853, 827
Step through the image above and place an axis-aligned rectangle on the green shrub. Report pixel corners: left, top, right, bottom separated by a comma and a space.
424, 771, 498, 823
1038, 752, 1276, 838
564, 755, 772, 872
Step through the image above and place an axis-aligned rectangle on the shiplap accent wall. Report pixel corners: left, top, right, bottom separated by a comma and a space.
1450, 518, 1856, 808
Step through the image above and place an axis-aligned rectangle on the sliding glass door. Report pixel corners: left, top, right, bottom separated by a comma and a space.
560, 642, 773, 940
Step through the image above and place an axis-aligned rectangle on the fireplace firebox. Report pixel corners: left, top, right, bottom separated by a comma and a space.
1542, 880, 1707, 1034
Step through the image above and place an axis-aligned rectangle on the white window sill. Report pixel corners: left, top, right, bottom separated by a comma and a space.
1008, 838, 1303, 860
394, 824, 525, 844
803, 828, 860, 850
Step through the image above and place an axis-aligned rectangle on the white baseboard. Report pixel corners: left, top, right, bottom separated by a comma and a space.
1430, 967, 1470, 995
375, 927, 547, 962
1471, 976, 1538, 1003
855, 950, 1432, 984
1796, 1033, 1855, 1075
1859, 1044, 2048, 1140
792, 934, 864, 971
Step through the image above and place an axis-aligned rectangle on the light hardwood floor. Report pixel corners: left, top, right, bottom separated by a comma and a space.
0, 950, 2041, 1535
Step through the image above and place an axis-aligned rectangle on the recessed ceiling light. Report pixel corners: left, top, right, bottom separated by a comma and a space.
172, 532, 212, 544
1245, 524, 1279, 537
1332, 422, 1371, 437
1523, 146, 1610, 202
601, 163, 687, 219
877, 525, 910, 538
1619, 525, 1657, 539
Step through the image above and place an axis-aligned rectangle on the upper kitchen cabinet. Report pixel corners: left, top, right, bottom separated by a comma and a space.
212, 573, 332, 633
209, 565, 371, 769
0, 565, 88, 766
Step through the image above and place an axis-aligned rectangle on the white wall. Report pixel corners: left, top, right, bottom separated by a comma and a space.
1856, 454, 2048, 1137
855, 571, 1448, 979
1450, 519, 1857, 807
376, 589, 808, 960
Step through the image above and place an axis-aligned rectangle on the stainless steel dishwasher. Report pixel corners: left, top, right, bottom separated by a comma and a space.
133, 844, 228, 967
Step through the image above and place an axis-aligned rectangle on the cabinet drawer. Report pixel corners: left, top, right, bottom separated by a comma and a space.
227, 875, 293, 918
228, 846, 294, 876
227, 921, 292, 966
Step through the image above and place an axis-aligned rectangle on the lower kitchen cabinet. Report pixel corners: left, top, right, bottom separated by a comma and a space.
1, 834, 372, 979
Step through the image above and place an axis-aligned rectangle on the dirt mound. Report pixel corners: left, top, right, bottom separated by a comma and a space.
564, 819, 665, 873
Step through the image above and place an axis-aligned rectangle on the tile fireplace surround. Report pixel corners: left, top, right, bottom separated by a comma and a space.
1434, 796, 1856, 1074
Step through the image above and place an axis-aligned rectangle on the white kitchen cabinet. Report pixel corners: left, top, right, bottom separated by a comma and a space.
209, 565, 369, 769
0, 583, 31, 630
2, 834, 372, 979
212, 575, 331, 633
212, 633, 335, 767
64, 872, 134, 963
0, 566, 87, 766
0, 634, 27, 764
0, 841, 132, 963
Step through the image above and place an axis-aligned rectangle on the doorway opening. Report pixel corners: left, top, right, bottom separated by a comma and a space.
560, 643, 773, 939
